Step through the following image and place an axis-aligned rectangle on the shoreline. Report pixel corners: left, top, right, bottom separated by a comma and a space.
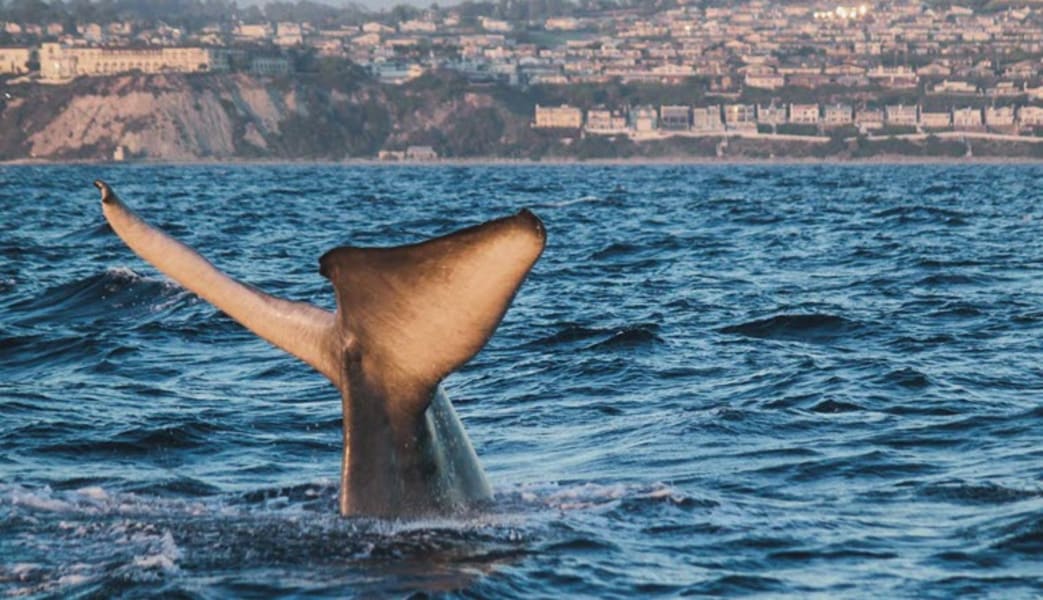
4, 155, 1043, 167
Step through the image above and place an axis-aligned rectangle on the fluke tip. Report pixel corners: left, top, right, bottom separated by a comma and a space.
93, 180, 115, 204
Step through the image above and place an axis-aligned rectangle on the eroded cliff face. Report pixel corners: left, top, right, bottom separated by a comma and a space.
0, 72, 537, 161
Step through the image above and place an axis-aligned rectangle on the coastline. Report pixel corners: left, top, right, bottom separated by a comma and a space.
4, 155, 1043, 167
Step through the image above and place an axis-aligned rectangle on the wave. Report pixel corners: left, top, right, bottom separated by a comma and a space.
872, 205, 971, 225
718, 313, 863, 343
29, 422, 224, 461
8, 267, 189, 327
0, 479, 697, 596
531, 195, 607, 209
919, 481, 1042, 505
528, 322, 662, 351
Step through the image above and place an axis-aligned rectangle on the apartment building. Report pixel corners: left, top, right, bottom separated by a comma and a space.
534, 104, 583, 128
39, 42, 227, 80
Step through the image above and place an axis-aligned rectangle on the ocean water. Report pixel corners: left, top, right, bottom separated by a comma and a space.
1, 163, 1041, 598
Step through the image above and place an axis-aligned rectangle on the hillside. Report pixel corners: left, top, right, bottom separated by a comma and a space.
2, 71, 1042, 162
0, 70, 548, 162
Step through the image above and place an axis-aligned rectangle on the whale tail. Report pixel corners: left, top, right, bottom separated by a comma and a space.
96, 180, 545, 417
319, 209, 546, 417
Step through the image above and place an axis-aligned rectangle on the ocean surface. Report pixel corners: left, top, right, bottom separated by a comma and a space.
1, 164, 1041, 598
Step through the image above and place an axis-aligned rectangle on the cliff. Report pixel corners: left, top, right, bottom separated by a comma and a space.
0, 70, 543, 162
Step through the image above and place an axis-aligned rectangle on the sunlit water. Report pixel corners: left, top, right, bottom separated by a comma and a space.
1, 164, 1041, 597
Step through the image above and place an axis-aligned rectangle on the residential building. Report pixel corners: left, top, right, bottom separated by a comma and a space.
822, 103, 853, 127
0, 47, 31, 74
745, 71, 784, 89
39, 43, 227, 81
931, 80, 978, 94
984, 106, 1016, 127
953, 107, 984, 129
919, 110, 952, 129
250, 56, 291, 76
885, 104, 918, 127
534, 104, 583, 129
629, 106, 658, 132
692, 105, 724, 131
789, 103, 819, 124
659, 105, 690, 130
405, 145, 438, 160
235, 24, 271, 40
585, 108, 627, 132
756, 104, 786, 126
1018, 106, 1043, 127
723, 104, 757, 130
855, 107, 884, 131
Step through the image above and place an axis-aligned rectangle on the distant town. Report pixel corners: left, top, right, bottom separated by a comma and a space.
3, 0, 1043, 158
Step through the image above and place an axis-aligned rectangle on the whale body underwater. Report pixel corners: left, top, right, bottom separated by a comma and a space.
95, 180, 546, 518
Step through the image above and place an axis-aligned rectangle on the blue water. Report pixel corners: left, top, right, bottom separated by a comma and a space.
1, 164, 1042, 597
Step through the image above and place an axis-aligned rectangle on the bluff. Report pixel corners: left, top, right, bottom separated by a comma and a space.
0, 70, 550, 162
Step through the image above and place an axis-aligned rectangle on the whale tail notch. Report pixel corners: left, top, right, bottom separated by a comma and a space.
319, 209, 545, 417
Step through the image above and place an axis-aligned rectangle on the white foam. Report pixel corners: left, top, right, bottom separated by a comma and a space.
10, 486, 73, 513
76, 486, 109, 501
57, 574, 88, 586
539, 196, 602, 208
105, 266, 144, 281
128, 531, 182, 577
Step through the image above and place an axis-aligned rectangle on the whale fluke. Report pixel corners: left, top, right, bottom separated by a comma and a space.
96, 180, 546, 518
95, 179, 339, 381
319, 210, 545, 420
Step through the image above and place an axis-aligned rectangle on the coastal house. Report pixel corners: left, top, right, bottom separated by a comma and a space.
756, 104, 786, 126
235, 24, 272, 40
0, 47, 31, 74
919, 110, 952, 129
867, 65, 918, 88
855, 107, 884, 132
405, 146, 438, 160
931, 80, 978, 95
275, 22, 304, 47
691, 106, 724, 132
534, 104, 583, 129
884, 105, 918, 127
822, 104, 854, 127
952, 107, 984, 130
788, 103, 820, 124
629, 106, 659, 132
744, 69, 784, 90
723, 104, 757, 130
1018, 106, 1043, 128
585, 108, 627, 133
250, 56, 291, 76
984, 106, 1016, 128
659, 105, 691, 131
